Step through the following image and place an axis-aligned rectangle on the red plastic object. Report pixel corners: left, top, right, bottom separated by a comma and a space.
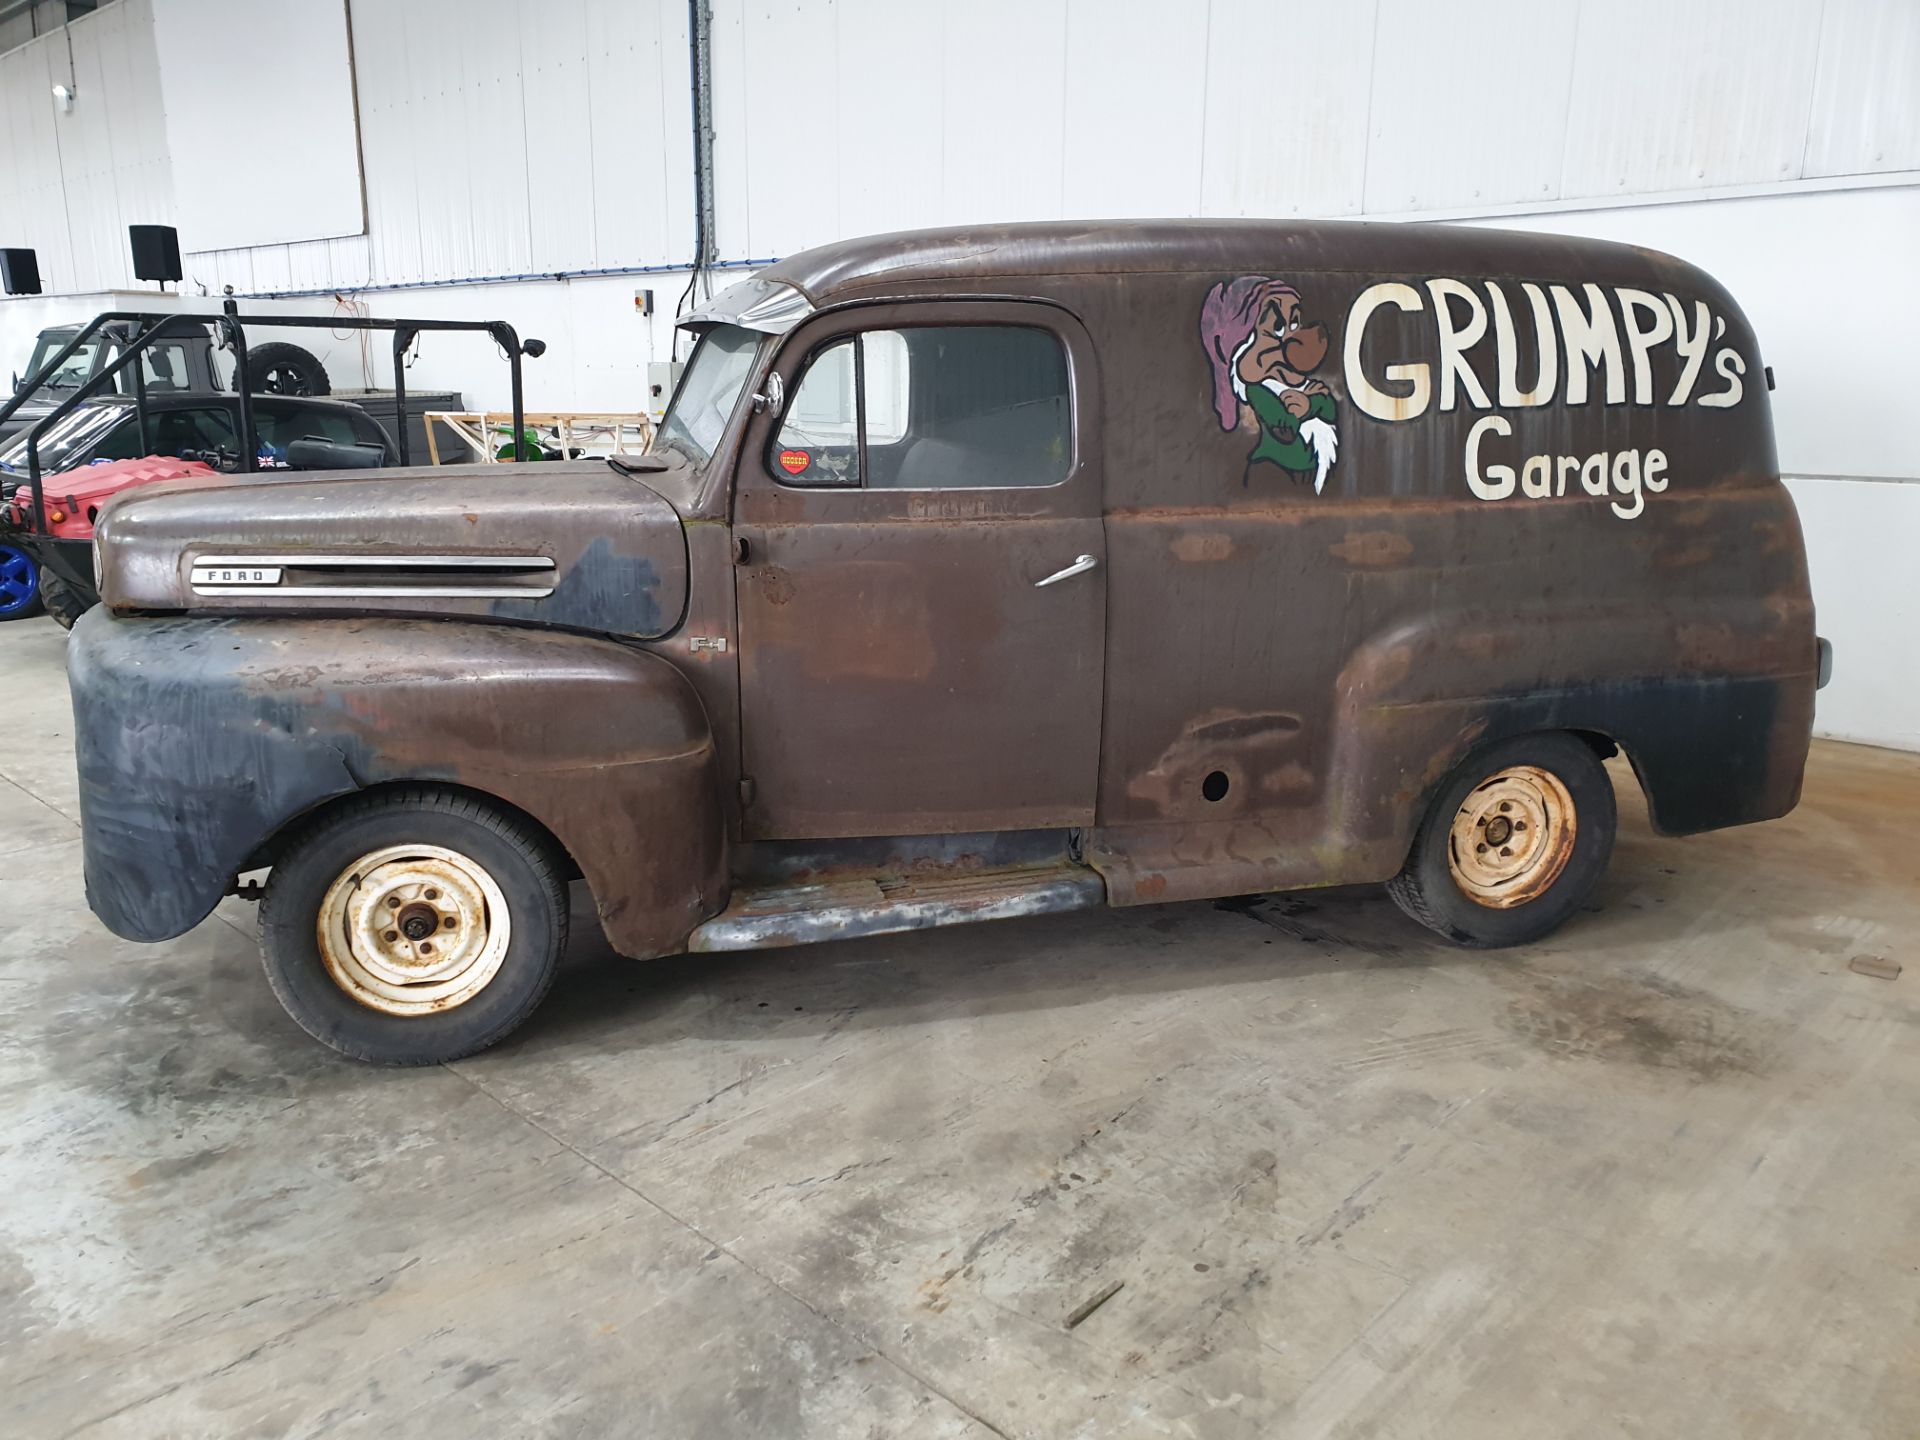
4, 456, 219, 540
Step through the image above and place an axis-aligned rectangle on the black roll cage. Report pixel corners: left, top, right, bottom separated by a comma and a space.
0, 299, 541, 541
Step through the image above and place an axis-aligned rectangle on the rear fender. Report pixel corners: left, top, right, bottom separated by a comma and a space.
1330, 603, 1816, 855
70, 612, 725, 956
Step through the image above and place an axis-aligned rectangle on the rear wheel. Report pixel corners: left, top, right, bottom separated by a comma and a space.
259, 788, 567, 1064
1387, 732, 1616, 947
0, 542, 43, 620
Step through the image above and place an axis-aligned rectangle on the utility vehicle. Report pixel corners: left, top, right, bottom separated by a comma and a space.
63, 221, 1828, 1064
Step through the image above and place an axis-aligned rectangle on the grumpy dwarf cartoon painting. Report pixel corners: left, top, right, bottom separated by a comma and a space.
1200, 276, 1339, 492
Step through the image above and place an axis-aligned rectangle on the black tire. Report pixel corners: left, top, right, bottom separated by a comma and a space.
1386, 732, 1616, 948
259, 787, 568, 1064
38, 568, 92, 631
239, 341, 330, 397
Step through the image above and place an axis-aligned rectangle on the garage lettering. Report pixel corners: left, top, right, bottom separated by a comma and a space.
1466, 416, 1670, 521
1344, 278, 1745, 520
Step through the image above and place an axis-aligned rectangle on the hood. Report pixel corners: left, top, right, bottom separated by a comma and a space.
95, 457, 691, 639
0, 397, 60, 448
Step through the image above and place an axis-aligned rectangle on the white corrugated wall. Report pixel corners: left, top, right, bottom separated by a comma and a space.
2, 0, 1916, 744
0, 0, 172, 294
17, 0, 1906, 292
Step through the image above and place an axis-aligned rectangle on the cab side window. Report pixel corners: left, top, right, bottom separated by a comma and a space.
94, 407, 238, 461
773, 338, 862, 486
772, 325, 1070, 490
158, 407, 239, 459
253, 405, 360, 451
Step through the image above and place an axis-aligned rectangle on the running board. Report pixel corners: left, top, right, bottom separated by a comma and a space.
688, 862, 1106, 953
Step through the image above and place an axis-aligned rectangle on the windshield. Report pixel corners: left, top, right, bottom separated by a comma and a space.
26, 334, 100, 391
0, 404, 126, 473
653, 325, 760, 467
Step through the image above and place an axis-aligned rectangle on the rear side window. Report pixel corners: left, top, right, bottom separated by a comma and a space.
124, 342, 193, 393
772, 325, 1070, 490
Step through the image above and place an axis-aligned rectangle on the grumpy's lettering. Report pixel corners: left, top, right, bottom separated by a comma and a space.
1345, 277, 1746, 520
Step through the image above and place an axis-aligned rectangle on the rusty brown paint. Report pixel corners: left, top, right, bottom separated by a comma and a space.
1170, 532, 1235, 562
71, 219, 1819, 962
1330, 530, 1415, 567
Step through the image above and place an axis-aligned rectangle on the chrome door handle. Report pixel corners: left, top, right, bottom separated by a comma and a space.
1034, 554, 1098, 587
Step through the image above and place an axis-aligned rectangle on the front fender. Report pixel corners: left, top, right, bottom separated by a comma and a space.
70, 611, 724, 957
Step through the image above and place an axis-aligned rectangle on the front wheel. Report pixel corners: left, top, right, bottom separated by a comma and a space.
1387, 732, 1616, 947
259, 788, 568, 1063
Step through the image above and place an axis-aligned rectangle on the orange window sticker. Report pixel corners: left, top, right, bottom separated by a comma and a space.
777, 449, 811, 475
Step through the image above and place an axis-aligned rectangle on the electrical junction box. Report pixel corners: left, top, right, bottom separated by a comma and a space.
646, 360, 684, 424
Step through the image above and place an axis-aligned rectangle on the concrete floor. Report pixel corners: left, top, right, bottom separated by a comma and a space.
1, 612, 1916, 1440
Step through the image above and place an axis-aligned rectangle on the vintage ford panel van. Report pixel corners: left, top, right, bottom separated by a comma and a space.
68, 220, 1827, 1063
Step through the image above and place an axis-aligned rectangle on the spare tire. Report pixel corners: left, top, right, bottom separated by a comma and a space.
240, 341, 330, 397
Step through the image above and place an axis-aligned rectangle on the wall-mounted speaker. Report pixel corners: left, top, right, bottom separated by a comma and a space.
129, 224, 182, 283
0, 248, 41, 295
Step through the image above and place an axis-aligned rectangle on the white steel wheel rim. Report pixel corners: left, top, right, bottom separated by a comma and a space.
316, 843, 513, 1016
1446, 764, 1577, 909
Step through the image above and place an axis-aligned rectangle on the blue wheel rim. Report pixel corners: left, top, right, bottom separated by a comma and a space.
0, 542, 40, 618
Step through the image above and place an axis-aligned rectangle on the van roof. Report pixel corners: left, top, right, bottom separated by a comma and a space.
757, 218, 1713, 307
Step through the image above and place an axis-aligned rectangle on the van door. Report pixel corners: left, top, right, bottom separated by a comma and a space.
732, 302, 1105, 840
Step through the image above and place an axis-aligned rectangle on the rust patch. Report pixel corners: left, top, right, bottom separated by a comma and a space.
1652, 540, 1717, 570
1452, 631, 1513, 662
1342, 643, 1414, 696
918, 1258, 973, 1313
907, 492, 1010, 521
758, 566, 796, 606
1171, 532, 1234, 562
1188, 711, 1302, 743
1126, 708, 1308, 815
1330, 530, 1414, 567
1258, 761, 1315, 799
